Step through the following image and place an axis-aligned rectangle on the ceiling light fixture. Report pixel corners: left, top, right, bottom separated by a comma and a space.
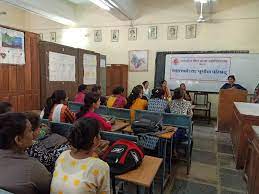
107, 0, 118, 8
88, 0, 111, 11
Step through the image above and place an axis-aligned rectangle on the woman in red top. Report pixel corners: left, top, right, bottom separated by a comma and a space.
74, 84, 88, 104
76, 92, 112, 131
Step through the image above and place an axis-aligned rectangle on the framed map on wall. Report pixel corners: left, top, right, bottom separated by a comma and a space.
129, 50, 148, 72
0, 27, 25, 65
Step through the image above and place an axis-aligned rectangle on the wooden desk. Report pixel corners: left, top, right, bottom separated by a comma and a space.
116, 155, 162, 187
218, 89, 247, 132
111, 120, 130, 132
245, 126, 259, 194
231, 102, 259, 169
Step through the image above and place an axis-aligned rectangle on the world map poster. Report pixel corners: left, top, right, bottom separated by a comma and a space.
0, 27, 25, 65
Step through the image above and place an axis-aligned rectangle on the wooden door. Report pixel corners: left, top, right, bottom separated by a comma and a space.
0, 28, 40, 112
106, 65, 128, 96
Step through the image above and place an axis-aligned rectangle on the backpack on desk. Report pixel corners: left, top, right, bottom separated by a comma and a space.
102, 139, 144, 175
131, 118, 162, 135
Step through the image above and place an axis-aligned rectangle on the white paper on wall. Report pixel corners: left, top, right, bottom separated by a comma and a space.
83, 66, 97, 84
83, 54, 97, 67
0, 27, 25, 65
100, 59, 106, 68
83, 54, 97, 84
49, 52, 76, 81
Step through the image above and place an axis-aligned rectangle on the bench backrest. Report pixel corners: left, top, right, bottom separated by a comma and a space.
68, 101, 83, 113
108, 107, 131, 121
49, 121, 73, 138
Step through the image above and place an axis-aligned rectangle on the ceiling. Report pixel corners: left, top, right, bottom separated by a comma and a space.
66, 0, 90, 4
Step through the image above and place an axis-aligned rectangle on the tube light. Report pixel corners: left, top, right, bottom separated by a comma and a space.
89, 0, 111, 11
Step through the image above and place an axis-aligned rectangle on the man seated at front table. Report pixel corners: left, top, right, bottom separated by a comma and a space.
220, 75, 247, 91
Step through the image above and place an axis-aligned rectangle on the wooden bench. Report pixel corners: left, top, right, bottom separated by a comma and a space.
111, 120, 130, 132
115, 155, 162, 194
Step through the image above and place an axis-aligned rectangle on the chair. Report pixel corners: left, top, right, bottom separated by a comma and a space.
68, 101, 83, 113
108, 107, 131, 121
193, 92, 211, 123
162, 113, 193, 175
49, 122, 73, 138
95, 105, 109, 116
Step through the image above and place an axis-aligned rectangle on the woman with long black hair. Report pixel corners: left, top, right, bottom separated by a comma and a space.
42, 90, 75, 123
76, 92, 111, 131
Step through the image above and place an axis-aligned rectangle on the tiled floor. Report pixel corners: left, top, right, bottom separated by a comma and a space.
118, 122, 247, 194
168, 122, 247, 194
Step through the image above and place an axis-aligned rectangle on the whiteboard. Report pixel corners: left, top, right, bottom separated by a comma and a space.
49, 52, 75, 82
165, 53, 259, 94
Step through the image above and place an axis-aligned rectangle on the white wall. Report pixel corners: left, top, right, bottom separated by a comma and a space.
1, 0, 259, 118
0, 1, 26, 29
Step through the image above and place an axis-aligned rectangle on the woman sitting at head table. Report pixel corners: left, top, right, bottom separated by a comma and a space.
42, 90, 75, 123
76, 92, 112, 131
92, 85, 107, 105
252, 84, 259, 103
25, 111, 70, 172
107, 86, 127, 108
170, 88, 193, 117
0, 112, 51, 194
51, 118, 110, 194
0, 101, 13, 114
74, 84, 88, 104
160, 80, 171, 99
142, 81, 151, 99
125, 85, 148, 120
180, 83, 192, 101
220, 75, 247, 91
148, 88, 170, 113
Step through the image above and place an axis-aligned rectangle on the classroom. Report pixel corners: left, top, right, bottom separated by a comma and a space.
0, 0, 259, 193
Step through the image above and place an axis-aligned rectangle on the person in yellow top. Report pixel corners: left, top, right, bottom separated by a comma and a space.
50, 118, 110, 194
125, 85, 148, 120
107, 86, 127, 108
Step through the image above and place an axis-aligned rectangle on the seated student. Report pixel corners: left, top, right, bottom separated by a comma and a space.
142, 81, 151, 99
160, 80, 171, 99
220, 75, 247, 90
252, 84, 259, 103
125, 86, 148, 120
76, 92, 112, 131
51, 118, 110, 194
107, 86, 127, 108
170, 88, 193, 117
0, 112, 51, 194
136, 84, 148, 101
25, 112, 70, 172
148, 88, 170, 113
42, 90, 75, 123
92, 85, 107, 105
74, 84, 88, 104
180, 83, 192, 101
0, 101, 12, 114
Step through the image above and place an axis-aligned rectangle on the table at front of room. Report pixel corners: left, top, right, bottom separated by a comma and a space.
231, 102, 259, 169
244, 126, 259, 194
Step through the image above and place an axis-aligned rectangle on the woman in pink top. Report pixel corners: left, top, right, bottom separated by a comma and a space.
76, 92, 112, 131
74, 84, 88, 104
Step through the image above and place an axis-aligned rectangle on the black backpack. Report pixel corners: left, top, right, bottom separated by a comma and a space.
131, 118, 162, 135
102, 139, 144, 175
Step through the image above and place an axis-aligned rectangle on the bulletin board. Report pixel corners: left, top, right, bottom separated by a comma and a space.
40, 42, 101, 107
